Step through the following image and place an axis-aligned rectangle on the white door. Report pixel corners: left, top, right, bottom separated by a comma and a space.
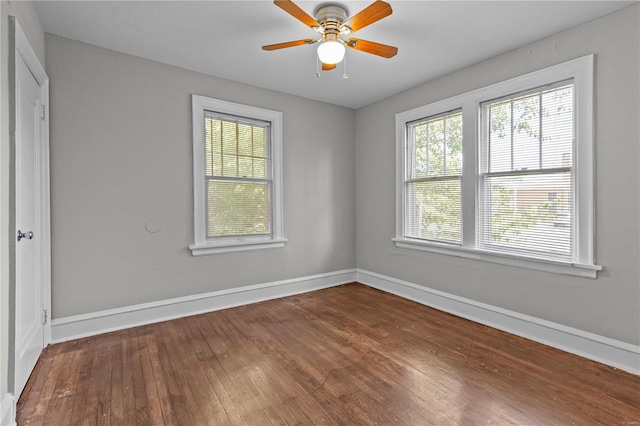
14, 50, 45, 398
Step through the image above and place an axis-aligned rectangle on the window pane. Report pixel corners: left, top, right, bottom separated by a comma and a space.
484, 84, 573, 173
541, 86, 573, 168
487, 102, 512, 173
237, 124, 253, 156
253, 127, 266, 157
252, 158, 269, 179
222, 121, 237, 155
205, 116, 271, 180
512, 95, 540, 171
205, 118, 222, 175
409, 111, 463, 179
427, 120, 445, 176
405, 179, 462, 244
238, 156, 253, 178
479, 172, 573, 261
445, 114, 463, 175
221, 154, 238, 177
411, 123, 428, 178
207, 180, 272, 237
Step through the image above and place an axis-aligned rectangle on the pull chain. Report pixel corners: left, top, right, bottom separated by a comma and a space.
343, 51, 348, 79
315, 55, 320, 78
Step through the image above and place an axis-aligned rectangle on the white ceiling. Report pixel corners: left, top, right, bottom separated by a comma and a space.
34, 0, 635, 109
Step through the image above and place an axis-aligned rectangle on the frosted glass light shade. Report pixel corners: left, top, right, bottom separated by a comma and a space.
317, 41, 345, 64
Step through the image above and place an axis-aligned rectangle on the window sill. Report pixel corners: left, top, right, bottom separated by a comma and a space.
392, 238, 603, 279
190, 238, 288, 256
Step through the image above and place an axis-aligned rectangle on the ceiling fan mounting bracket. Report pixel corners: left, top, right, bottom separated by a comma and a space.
314, 4, 350, 42
314, 4, 349, 24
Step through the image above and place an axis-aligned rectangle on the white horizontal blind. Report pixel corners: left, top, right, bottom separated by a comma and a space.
479, 82, 574, 261
405, 111, 463, 244
204, 111, 272, 238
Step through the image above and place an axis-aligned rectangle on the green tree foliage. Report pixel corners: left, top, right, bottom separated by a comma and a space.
207, 181, 270, 237
488, 183, 536, 242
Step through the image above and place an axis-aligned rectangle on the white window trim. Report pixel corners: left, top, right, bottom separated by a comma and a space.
190, 95, 286, 256
394, 55, 602, 278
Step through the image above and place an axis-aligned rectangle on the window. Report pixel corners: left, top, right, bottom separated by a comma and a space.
405, 111, 463, 244
190, 95, 286, 255
394, 55, 602, 278
479, 82, 574, 261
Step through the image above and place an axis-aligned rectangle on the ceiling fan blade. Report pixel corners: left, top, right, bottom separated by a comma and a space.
345, 38, 398, 58
273, 0, 320, 28
345, 0, 392, 33
346, 38, 398, 58
262, 39, 316, 51
322, 63, 337, 71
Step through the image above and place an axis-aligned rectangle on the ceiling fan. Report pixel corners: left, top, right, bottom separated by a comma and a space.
262, 0, 398, 72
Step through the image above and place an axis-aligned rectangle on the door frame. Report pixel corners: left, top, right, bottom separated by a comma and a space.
10, 17, 51, 397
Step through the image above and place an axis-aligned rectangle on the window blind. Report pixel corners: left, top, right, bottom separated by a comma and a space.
479, 82, 574, 261
405, 111, 463, 244
204, 111, 273, 238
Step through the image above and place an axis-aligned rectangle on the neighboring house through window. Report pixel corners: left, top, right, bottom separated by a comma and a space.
394, 55, 602, 278
190, 95, 286, 255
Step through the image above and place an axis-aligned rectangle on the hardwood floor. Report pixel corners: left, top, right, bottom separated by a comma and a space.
17, 283, 639, 425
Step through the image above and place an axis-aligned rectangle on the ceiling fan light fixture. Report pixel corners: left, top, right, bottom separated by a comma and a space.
263, 0, 397, 72
317, 40, 345, 64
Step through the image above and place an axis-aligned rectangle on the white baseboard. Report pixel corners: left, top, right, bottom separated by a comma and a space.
357, 269, 640, 375
50, 267, 639, 375
51, 269, 357, 343
1, 393, 15, 426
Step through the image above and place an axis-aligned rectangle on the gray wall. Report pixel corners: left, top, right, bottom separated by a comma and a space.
355, 4, 639, 346
1, 0, 45, 400
45, 34, 356, 318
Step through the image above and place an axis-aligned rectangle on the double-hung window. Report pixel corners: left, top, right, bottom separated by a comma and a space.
405, 111, 463, 244
190, 95, 286, 255
395, 55, 602, 278
479, 82, 574, 260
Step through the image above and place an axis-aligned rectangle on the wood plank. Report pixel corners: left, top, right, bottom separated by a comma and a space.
17, 283, 640, 425
52, 339, 95, 426
119, 331, 137, 425
135, 330, 166, 425
108, 332, 125, 424
141, 332, 178, 425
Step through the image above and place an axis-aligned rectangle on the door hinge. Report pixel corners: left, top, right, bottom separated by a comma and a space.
40, 104, 45, 120
43, 309, 48, 325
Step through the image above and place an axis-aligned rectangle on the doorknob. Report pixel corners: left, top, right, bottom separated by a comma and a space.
17, 230, 34, 242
